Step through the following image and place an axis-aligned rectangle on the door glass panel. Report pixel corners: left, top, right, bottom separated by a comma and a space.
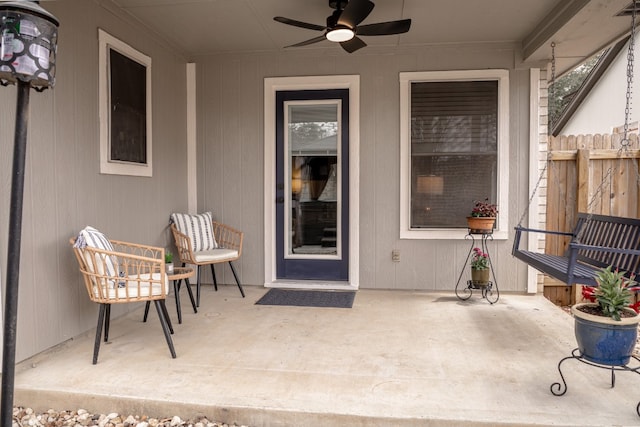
286, 101, 340, 258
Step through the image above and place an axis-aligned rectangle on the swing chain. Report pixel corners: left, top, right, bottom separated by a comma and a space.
622, 2, 637, 150
578, 8, 637, 240
517, 43, 557, 227
550, 42, 557, 133
517, 152, 551, 227
576, 166, 613, 242
578, 2, 638, 242
520, 5, 638, 232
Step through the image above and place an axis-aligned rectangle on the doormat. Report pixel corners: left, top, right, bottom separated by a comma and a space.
255, 289, 355, 308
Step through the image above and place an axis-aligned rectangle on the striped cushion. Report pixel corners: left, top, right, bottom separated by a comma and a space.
170, 212, 218, 251
74, 226, 119, 279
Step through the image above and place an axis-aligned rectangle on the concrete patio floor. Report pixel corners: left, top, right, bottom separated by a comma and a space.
12, 285, 640, 426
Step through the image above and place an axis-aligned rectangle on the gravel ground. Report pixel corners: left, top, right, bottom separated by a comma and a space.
12, 407, 249, 427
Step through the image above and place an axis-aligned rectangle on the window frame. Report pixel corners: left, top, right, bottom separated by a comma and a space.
399, 70, 509, 240
98, 29, 153, 177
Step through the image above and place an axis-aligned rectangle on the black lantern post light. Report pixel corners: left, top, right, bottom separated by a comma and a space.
0, 1, 58, 424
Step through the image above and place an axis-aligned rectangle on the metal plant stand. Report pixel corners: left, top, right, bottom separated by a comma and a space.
455, 230, 499, 304
550, 348, 640, 417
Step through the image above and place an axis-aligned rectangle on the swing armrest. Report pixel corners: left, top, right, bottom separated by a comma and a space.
512, 226, 574, 259
513, 225, 574, 237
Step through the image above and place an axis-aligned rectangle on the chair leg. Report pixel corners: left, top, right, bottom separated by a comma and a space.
160, 299, 174, 334
184, 277, 197, 314
143, 301, 150, 322
228, 261, 245, 298
143, 299, 174, 332
153, 300, 176, 359
174, 279, 182, 324
211, 264, 218, 291
93, 304, 107, 365
196, 265, 202, 307
104, 304, 111, 342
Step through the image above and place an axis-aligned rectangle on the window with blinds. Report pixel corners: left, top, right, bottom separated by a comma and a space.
410, 80, 498, 228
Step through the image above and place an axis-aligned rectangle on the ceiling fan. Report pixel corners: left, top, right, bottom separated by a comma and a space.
274, 0, 411, 53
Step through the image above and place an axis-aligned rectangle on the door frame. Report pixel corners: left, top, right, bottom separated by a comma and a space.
264, 75, 360, 290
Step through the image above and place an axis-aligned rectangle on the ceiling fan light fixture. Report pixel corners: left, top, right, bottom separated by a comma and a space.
326, 27, 355, 42
275, 0, 410, 53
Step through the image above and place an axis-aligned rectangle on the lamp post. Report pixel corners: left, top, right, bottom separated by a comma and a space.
0, 1, 58, 424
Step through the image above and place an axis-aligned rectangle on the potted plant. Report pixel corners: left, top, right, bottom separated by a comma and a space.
572, 266, 640, 366
165, 250, 174, 274
467, 199, 498, 233
470, 247, 490, 286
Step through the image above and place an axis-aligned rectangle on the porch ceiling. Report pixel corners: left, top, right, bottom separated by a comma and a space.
111, 0, 634, 73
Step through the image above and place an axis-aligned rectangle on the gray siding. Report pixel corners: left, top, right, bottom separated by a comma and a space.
194, 45, 532, 291
0, 0, 189, 362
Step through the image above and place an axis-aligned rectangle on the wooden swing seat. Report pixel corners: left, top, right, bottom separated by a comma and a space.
512, 213, 640, 286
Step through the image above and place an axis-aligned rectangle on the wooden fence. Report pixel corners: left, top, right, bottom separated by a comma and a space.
543, 133, 640, 305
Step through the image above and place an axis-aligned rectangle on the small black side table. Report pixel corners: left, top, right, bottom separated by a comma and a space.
455, 230, 499, 304
144, 267, 198, 324
168, 267, 198, 324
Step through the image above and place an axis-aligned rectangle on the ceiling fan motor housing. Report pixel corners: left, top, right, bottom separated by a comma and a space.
329, 0, 349, 10
327, 10, 342, 28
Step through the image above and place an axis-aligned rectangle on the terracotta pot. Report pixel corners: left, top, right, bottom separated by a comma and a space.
471, 268, 490, 285
466, 216, 496, 233
571, 303, 640, 366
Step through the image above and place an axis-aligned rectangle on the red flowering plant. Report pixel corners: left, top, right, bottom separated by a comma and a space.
580, 266, 640, 320
470, 247, 489, 270
470, 199, 498, 218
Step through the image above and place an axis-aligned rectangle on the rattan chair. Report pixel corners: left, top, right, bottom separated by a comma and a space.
170, 212, 245, 306
70, 229, 175, 364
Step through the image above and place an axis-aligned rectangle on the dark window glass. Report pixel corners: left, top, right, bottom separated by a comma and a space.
410, 81, 498, 228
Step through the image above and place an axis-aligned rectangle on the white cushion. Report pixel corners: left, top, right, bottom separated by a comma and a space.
194, 248, 238, 263
75, 226, 119, 279
170, 212, 218, 251
94, 273, 169, 300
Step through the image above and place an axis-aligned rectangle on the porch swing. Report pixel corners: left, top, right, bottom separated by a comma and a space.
512, 8, 640, 287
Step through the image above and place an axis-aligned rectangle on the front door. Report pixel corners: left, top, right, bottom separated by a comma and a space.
275, 89, 349, 281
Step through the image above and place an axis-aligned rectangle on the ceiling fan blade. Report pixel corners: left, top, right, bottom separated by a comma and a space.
274, 16, 326, 32
340, 36, 367, 53
356, 19, 412, 36
337, 0, 374, 28
286, 35, 327, 48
